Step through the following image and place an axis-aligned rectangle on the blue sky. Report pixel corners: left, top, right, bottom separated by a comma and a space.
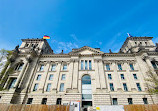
0, 0, 158, 53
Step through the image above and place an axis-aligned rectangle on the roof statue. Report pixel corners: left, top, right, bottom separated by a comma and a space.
127, 33, 132, 37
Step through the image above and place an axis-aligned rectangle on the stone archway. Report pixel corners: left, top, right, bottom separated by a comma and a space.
81, 75, 92, 110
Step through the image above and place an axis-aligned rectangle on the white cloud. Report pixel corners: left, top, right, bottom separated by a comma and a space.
51, 36, 79, 53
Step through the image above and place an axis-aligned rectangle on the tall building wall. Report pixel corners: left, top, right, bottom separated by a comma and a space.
0, 37, 158, 109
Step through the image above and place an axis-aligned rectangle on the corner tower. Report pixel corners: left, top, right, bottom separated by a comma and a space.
120, 37, 156, 53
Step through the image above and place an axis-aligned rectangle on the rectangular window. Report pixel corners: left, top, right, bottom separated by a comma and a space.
128, 98, 133, 104
89, 60, 92, 70
82, 94, 92, 99
121, 74, 125, 80
8, 78, 17, 89
123, 83, 128, 91
51, 64, 56, 71
27, 98, 33, 104
136, 83, 142, 91
112, 98, 118, 105
61, 74, 66, 80
59, 83, 64, 92
118, 64, 122, 70
106, 64, 110, 70
46, 83, 51, 92
130, 64, 134, 70
56, 98, 62, 105
49, 74, 54, 80
110, 83, 114, 91
41, 98, 47, 104
63, 64, 67, 70
81, 60, 84, 70
39, 65, 44, 71
18, 63, 24, 71
143, 98, 148, 104
85, 60, 88, 70
151, 61, 157, 69
33, 83, 38, 91
108, 74, 112, 80
36, 75, 41, 81
133, 74, 138, 79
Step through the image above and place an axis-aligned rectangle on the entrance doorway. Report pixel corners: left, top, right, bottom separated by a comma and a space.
81, 75, 92, 110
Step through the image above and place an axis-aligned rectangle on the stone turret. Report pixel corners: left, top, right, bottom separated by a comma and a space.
120, 37, 156, 53
19, 38, 53, 54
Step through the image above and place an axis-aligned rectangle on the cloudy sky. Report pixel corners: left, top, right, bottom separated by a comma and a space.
0, 0, 158, 53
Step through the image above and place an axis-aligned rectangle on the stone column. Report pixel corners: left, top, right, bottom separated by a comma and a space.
94, 59, 101, 89
124, 62, 134, 91
42, 61, 51, 93
14, 60, 29, 88
22, 57, 39, 92
38, 61, 50, 92
52, 61, 61, 91
145, 56, 154, 71
98, 59, 106, 89
1, 63, 11, 87
72, 59, 79, 90
3, 77, 11, 89
113, 61, 121, 91
66, 59, 74, 90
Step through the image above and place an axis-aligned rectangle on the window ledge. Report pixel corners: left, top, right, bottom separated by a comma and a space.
49, 70, 56, 72
105, 70, 114, 72
117, 70, 126, 72
60, 70, 68, 72
37, 71, 44, 72
79, 69, 95, 71
129, 70, 139, 72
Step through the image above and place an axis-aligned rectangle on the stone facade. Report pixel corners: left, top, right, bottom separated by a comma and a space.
0, 37, 158, 109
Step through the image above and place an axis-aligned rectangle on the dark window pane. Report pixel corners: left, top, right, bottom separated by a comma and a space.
113, 98, 118, 105
143, 98, 148, 104
27, 98, 33, 104
56, 98, 62, 105
41, 98, 47, 104
128, 98, 133, 104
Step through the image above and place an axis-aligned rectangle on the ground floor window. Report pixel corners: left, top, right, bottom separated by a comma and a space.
56, 98, 62, 105
128, 98, 133, 104
143, 98, 148, 104
8, 78, 17, 89
112, 98, 118, 105
27, 98, 33, 104
41, 98, 47, 104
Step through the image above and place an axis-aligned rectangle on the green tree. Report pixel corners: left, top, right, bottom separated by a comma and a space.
0, 49, 8, 62
145, 70, 158, 94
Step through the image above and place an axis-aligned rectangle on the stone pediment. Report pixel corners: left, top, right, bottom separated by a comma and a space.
69, 46, 104, 55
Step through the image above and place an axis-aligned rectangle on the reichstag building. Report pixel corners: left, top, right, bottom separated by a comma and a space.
0, 36, 158, 109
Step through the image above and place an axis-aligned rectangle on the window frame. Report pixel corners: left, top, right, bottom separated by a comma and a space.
36, 74, 41, 81
61, 74, 66, 80
46, 83, 51, 92
59, 83, 64, 92
108, 74, 112, 80
136, 83, 142, 91
51, 64, 56, 71
120, 74, 125, 80
123, 83, 128, 91
106, 64, 110, 70
33, 83, 38, 91
110, 83, 114, 91
133, 74, 138, 80
49, 74, 54, 80
118, 64, 122, 70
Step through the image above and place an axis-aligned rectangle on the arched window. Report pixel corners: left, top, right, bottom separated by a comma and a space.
81, 75, 92, 108
82, 75, 91, 85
